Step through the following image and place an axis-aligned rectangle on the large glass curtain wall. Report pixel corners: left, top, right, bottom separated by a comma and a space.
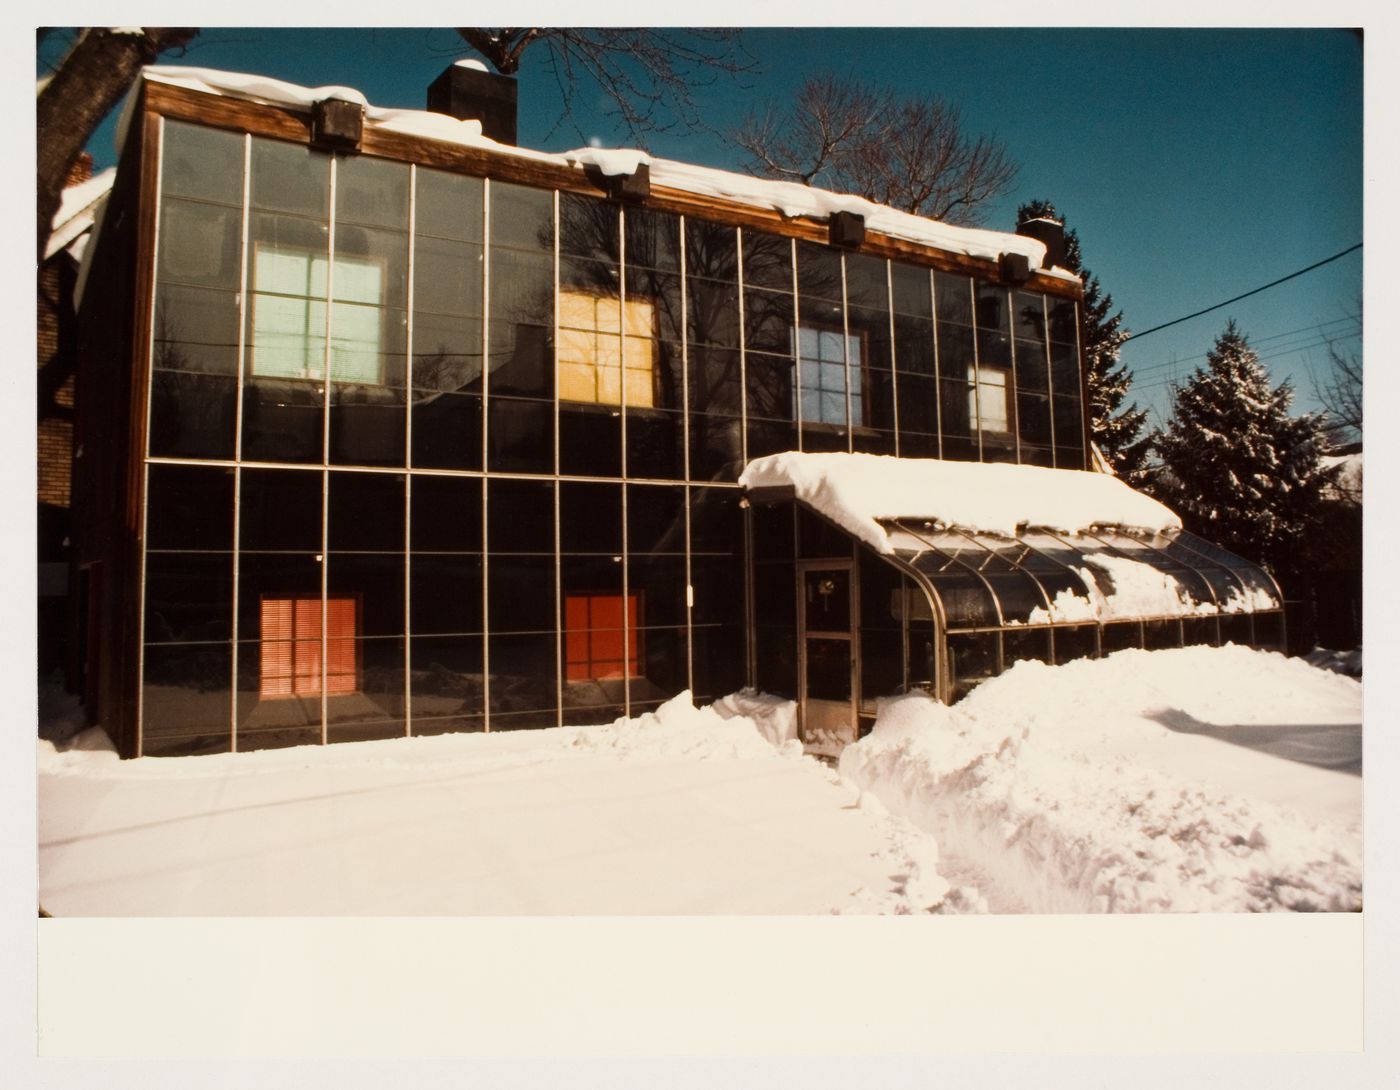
883, 520, 1285, 700
139, 118, 1087, 754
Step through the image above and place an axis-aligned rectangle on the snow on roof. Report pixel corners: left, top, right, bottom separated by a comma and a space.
1321, 451, 1362, 502
45, 167, 115, 261
739, 452, 1181, 552
130, 66, 1069, 276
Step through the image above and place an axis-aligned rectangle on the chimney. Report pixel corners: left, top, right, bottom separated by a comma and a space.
1015, 216, 1066, 270
428, 60, 518, 144
65, 152, 94, 188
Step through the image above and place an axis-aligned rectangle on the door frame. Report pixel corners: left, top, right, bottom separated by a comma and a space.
795, 556, 860, 752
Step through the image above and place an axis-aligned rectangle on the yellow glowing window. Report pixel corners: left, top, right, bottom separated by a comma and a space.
558, 289, 655, 407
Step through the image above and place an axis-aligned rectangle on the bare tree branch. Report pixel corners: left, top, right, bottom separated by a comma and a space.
455, 28, 755, 145
1314, 298, 1362, 444
733, 74, 1018, 226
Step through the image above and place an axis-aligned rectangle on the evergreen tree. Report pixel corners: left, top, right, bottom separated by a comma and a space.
1151, 320, 1339, 576
1017, 200, 1150, 482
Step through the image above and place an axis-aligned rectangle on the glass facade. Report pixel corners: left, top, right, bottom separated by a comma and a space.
139, 118, 1091, 754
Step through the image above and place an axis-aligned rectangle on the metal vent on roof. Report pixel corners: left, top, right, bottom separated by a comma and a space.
828, 210, 865, 249
311, 98, 364, 153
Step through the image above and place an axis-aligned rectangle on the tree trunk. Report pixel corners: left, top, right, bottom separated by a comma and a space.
36, 27, 197, 263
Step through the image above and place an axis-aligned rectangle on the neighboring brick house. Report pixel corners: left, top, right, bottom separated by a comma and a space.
38, 154, 114, 678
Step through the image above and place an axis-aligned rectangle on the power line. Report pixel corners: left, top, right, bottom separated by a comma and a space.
1126, 316, 1360, 381
1120, 243, 1363, 344
1130, 333, 1354, 397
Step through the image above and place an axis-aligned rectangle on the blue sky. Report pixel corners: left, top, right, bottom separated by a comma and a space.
41, 26, 1363, 430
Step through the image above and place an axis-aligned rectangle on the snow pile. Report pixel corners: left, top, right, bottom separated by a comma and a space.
739, 452, 1181, 553
131, 67, 1064, 272
710, 690, 801, 752
839, 646, 1362, 912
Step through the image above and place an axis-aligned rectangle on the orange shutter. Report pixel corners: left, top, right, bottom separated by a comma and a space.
259, 595, 360, 698
563, 593, 642, 682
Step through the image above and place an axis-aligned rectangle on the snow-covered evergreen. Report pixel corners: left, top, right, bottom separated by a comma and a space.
1151, 320, 1339, 574
1018, 200, 1150, 482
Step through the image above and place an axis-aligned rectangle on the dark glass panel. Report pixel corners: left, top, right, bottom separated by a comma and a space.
936, 320, 975, 381
947, 632, 998, 701
691, 623, 745, 701
1016, 338, 1050, 392
939, 377, 973, 440
240, 378, 324, 463
686, 218, 737, 281
561, 698, 624, 727
414, 236, 484, 317
1053, 394, 1084, 449
487, 323, 552, 398
860, 629, 903, 701
901, 431, 939, 458
560, 481, 623, 553
1052, 624, 1099, 665
328, 472, 404, 551
628, 558, 687, 628
410, 554, 484, 635
803, 566, 851, 630
849, 306, 892, 372
893, 314, 936, 377
1252, 611, 1285, 650
627, 408, 683, 481
488, 556, 557, 632
687, 278, 740, 347
250, 137, 329, 217
975, 282, 1009, 332
561, 554, 624, 598
755, 629, 797, 698
1144, 618, 1183, 651
559, 406, 622, 478
412, 312, 482, 391
1055, 446, 1086, 471
627, 269, 683, 345
240, 469, 322, 551
1220, 613, 1253, 646
329, 388, 406, 468
744, 287, 794, 355
1004, 628, 1051, 666
795, 240, 842, 302
490, 181, 554, 252
1048, 297, 1078, 345
977, 329, 1012, 369
934, 272, 972, 325
635, 625, 688, 697
1012, 291, 1048, 341
742, 230, 793, 290
415, 167, 484, 243
1018, 391, 1052, 447
332, 224, 408, 311
906, 617, 937, 688
1050, 339, 1081, 394
488, 632, 558, 716
751, 501, 793, 562
412, 391, 482, 470
487, 397, 554, 473
1101, 621, 1144, 654
325, 637, 405, 739
147, 464, 234, 551
1181, 616, 1220, 648
148, 372, 237, 460
801, 422, 848, 453
142, 642, 232, 755
745, 352, 794, 421
625, 206, 680, 271
488, 478, 554, 552
844, 253, 888, 310
860, 367, 895, 431
559, 191, 618, 260
690, 412, 743, 482
489, 246, 554, 333
805, 638, 852, 700
897, 372, 938, 443
235, 552, 322, 640
891, 262, 932, 318
336, 154, 409, 229
410, 634, 485, 734
154, 284, 240, 375
690, 557, 745, 626
980, 569, 1046, 625
915, 566, 996, 628
325, 555, 405, 637
689, 486, 743, 553
234, 640, 321, 752
628, 484, 686, 554
144, 554, 232, 644
162, 120, 244, 205
1020, 444, 1054, 468
941, 435, 978, 462
158, 198, 241, 290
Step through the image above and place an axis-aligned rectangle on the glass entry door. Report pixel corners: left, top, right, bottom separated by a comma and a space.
798, 561, 856, 755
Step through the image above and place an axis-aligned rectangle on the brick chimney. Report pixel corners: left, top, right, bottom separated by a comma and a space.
427, 60, 518, 144
65, 152, 94, 188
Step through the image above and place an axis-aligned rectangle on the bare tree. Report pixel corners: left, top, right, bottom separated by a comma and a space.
733, 74, 1018, 226
36, 27, 198, 262
1314, 301, 1362, 445
455, 28, 755, 142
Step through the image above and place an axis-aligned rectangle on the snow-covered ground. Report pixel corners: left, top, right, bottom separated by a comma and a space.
37, 646, 1360, 916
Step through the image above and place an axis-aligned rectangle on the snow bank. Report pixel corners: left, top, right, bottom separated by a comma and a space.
739, 452, 1181, 553
131, 66, 1065, 272
839, 646, 1362, 913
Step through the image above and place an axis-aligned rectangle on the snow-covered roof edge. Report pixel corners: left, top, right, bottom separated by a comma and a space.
739, 452, 1182, 553
126, 65, 1074, 278
46, 168, 117, 261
